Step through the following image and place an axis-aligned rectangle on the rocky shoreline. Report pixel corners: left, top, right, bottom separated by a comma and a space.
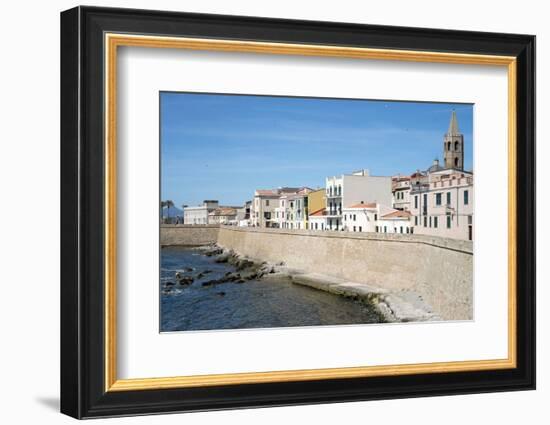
168, 244, 439, 323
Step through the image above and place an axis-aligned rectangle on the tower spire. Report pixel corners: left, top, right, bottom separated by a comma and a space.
443, 110, 464, 170
447, 110, 460, 135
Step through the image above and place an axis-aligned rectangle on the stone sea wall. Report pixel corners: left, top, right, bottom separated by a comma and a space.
160, 224, 220, 246
217, 226, 473, 321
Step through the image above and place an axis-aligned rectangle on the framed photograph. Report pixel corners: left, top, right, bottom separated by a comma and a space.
60, 6, 535, 419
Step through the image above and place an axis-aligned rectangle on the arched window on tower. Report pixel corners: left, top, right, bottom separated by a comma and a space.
447, 141, 451, 151
454, 141, 459, 151
454, 157, 459, 167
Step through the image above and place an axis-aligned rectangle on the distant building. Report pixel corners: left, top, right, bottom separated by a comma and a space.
183, 200, 219, 225
392, 175, 411, 211
279, 188, 313, 230
410, 168, 473, 240
309, 208, 327, 231
410, 112, 474, 241
251, 187, 301, 228
307, 189, 325, 229
341, 202, 411, 233
208, 207, 238, 224
324, 169, 392, 231
243, 201, 252, 220
377, 209, 413, 234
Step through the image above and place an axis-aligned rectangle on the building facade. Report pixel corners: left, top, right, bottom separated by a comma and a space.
307, 189, 326, 220
309, 208, 327, 231
183, 200, 219, 225
377, 210, 413, 234
410, 169, 474, 240
409, 112, 474, 241
208, 207, 238, 225
251, 187, 306, 228
341, 202, 410, 233
324, 169, 392, 231
392, 175, 411, 211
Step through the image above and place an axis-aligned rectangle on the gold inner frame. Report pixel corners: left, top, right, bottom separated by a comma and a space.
104, 33, 517, 392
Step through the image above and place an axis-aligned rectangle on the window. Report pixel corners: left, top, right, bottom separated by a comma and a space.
265, 200, 270, 206
468, 215, 473, 225
375, 226, 379, 232
384, 226, 387, 233
400, 226, 403, 233
464, 190, 469, 205
435, 193, 442, 206
424, 216, 427, 227
429, 216, 432, 227
374, 213, 378, 221
434, 216, 438, 228
454, 157, 459, 167
414, 216, 418, 226
447, 141, 451, 151
454, 141, 459, 151
353, 214, 356, 221
358, 226, 362, 232
446, 192, 451, 205
446, 213, 451, 228
414, 195, 418, 209
344, 214, 347, 220
353, 226, 356, 232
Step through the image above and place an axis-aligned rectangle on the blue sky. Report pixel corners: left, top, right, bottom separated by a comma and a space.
161, 92, 473, 208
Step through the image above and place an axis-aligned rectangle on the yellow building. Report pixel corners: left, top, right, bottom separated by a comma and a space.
307, 189, 326, 229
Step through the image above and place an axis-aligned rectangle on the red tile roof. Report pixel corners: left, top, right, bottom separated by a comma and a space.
382, 210, 412, 218
347, 202, 377, 209
310, 208, 326, 217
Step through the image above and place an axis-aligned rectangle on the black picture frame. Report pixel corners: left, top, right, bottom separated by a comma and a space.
61, 5, 535, 419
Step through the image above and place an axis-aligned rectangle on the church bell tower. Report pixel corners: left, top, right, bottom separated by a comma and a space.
443, 111, 464, 170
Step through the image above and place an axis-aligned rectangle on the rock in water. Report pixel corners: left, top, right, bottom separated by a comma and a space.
215, 253, 230, 263
178, 276, 193, 285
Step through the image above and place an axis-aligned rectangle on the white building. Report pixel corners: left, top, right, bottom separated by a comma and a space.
377, 209, 413, 234
183, 200, 219, 225
309, 208, 327, 231
324, 169, 392, 231
341, 202, 411, 233
274, 195, 288, 229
